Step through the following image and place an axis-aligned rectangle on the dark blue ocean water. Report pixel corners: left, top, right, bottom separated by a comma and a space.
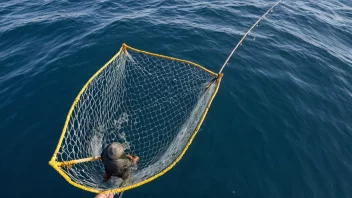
1, 0, 352, 197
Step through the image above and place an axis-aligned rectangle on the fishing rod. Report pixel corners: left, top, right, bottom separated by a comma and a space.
218, 0, 282, 74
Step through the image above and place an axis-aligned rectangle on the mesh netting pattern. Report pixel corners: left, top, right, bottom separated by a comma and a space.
51, 45, 219, 192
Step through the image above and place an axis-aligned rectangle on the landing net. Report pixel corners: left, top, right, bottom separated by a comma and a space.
49, 0, 281, 193
49, 44, 222, 193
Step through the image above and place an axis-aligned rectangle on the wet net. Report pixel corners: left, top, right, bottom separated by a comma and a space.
49, 44, 222, 193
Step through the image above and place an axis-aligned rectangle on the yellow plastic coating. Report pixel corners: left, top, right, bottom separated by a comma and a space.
49, 161, 100, 193
125, 45, 218, 77
56, 157, 101, 167
49, 43, 222, 194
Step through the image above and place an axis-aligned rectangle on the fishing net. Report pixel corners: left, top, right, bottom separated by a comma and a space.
49, 44, 222, 193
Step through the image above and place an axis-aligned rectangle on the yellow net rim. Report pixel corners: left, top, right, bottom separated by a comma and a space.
49, 43, 223, 194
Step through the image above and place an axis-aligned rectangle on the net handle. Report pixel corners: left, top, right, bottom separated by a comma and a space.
218, 0, 281, 74
55, 156, 101, 167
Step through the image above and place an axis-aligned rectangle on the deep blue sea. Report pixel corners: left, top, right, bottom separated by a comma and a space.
1, 0, 352, 197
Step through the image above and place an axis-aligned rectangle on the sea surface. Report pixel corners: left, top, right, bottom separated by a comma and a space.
1, 0, 352, 197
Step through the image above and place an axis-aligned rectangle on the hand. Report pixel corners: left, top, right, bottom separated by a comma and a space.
131, 156, 139, 165
94, 192, 114, 198
126, 154, 139, 165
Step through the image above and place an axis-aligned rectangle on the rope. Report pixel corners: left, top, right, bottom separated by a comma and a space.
218, 0, 282, 74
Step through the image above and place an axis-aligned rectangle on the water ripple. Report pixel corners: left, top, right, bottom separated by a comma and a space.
0, 0, 352, 197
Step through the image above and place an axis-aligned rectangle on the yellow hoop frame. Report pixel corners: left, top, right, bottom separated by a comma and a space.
49, 43, 223, 194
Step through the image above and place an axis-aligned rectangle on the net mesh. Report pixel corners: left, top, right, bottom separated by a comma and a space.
52, 45, 219, 192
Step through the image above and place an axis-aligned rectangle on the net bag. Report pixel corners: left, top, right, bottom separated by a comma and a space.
49, 44, 222, 193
